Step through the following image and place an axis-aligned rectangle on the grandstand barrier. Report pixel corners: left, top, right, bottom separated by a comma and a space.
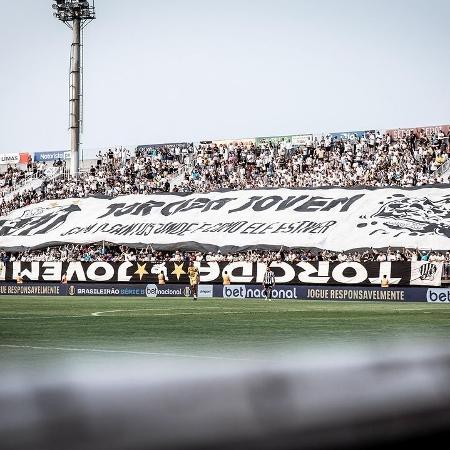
0, 261, 444, 286
0, 283, 66, 296
2, 343, 450, 450
1, 282, 449, 302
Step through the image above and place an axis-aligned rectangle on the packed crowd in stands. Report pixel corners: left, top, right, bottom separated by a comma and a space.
1, 244, 449, 264
0, 147, 182, 216
0, 166, 27, 197
0, 160, 47, 198
0, 127, 448, 217
177, 129, 449, 192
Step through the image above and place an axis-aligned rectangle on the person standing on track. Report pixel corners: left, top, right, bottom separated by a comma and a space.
16, 272, 23, 284
263, 266, 275, 301
187, 261, 200, 300
223, 270, 231, 285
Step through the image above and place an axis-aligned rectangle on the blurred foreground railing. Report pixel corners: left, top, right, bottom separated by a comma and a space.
1, 343, 450, 450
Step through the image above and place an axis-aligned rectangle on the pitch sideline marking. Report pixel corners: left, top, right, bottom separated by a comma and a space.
0, 310, 309, 320
0, 307, 223, 320
91, 306, 222, 316
0, 315, 89, 320
0, 307, 438, 320
0, 344, 268, 362
0, 304, 440, 321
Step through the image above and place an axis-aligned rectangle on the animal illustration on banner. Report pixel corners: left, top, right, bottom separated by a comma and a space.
357, 193, 450, 238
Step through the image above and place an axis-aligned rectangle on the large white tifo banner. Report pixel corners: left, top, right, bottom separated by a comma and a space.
0, 187, 449, 251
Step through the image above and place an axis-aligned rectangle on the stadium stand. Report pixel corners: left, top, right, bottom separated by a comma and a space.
2, 244, 449, 264
1, 128, 449, 218
177, 129, 449, 191
0, 147, 182, 216
0, 126, 449, 267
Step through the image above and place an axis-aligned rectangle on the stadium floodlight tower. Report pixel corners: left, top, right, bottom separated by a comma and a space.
52, 0, 96, 176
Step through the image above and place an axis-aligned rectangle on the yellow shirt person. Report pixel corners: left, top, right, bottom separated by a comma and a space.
381, 275, 389, 288
187, 263, 200, 301
188, 265, 199, 285
158, 272, 166, 285
16, 273, 23, 284
223, 272, 231, 285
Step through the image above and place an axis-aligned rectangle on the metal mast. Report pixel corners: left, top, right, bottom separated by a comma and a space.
52, 0, 96, 176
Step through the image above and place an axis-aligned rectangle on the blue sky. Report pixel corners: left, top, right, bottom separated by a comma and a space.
0, 0, 449, 152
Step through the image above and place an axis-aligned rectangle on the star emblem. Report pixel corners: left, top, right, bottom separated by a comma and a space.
134, 262, 149, 281
171, 262, 186, 280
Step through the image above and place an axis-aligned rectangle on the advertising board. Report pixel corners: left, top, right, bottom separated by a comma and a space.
34, 151, 71, 162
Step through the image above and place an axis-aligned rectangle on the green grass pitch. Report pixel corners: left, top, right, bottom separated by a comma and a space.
1, 296, 449, 368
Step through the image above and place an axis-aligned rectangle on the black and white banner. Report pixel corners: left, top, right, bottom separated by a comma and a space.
0, 187, 449, 251
1, 260, 443, 286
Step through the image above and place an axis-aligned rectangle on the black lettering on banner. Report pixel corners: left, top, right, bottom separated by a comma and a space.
109, 224, 126, 234
131, 201, 165, 216
161, 200, 191, 216
194, 223, 212, 232
117, 224, 139, 236
228, 196, 262, 213
143, 224, 155, 236
153, 222, 199, 236
296, 222, 318, 232
98, 201, 167, 219
258, 223, 280, 233
60, 227, 82, 236
134, 223, 149, 235
0, 205, 81, 237
241, 223, 266, 234
294, 197, 332, 212
316, 221, 336, 234
276, 196, 308, 211
81, 224, 97, 234
253, 196, 283, 211
273, 223, 295, 233
321, 194, 364, 212
206, 222, 248, 233
177, 198, 210, 213
97, 203, 126, 218
95, 223, 111, 233
112, 203, 141, 217
201, 198, 236, 212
